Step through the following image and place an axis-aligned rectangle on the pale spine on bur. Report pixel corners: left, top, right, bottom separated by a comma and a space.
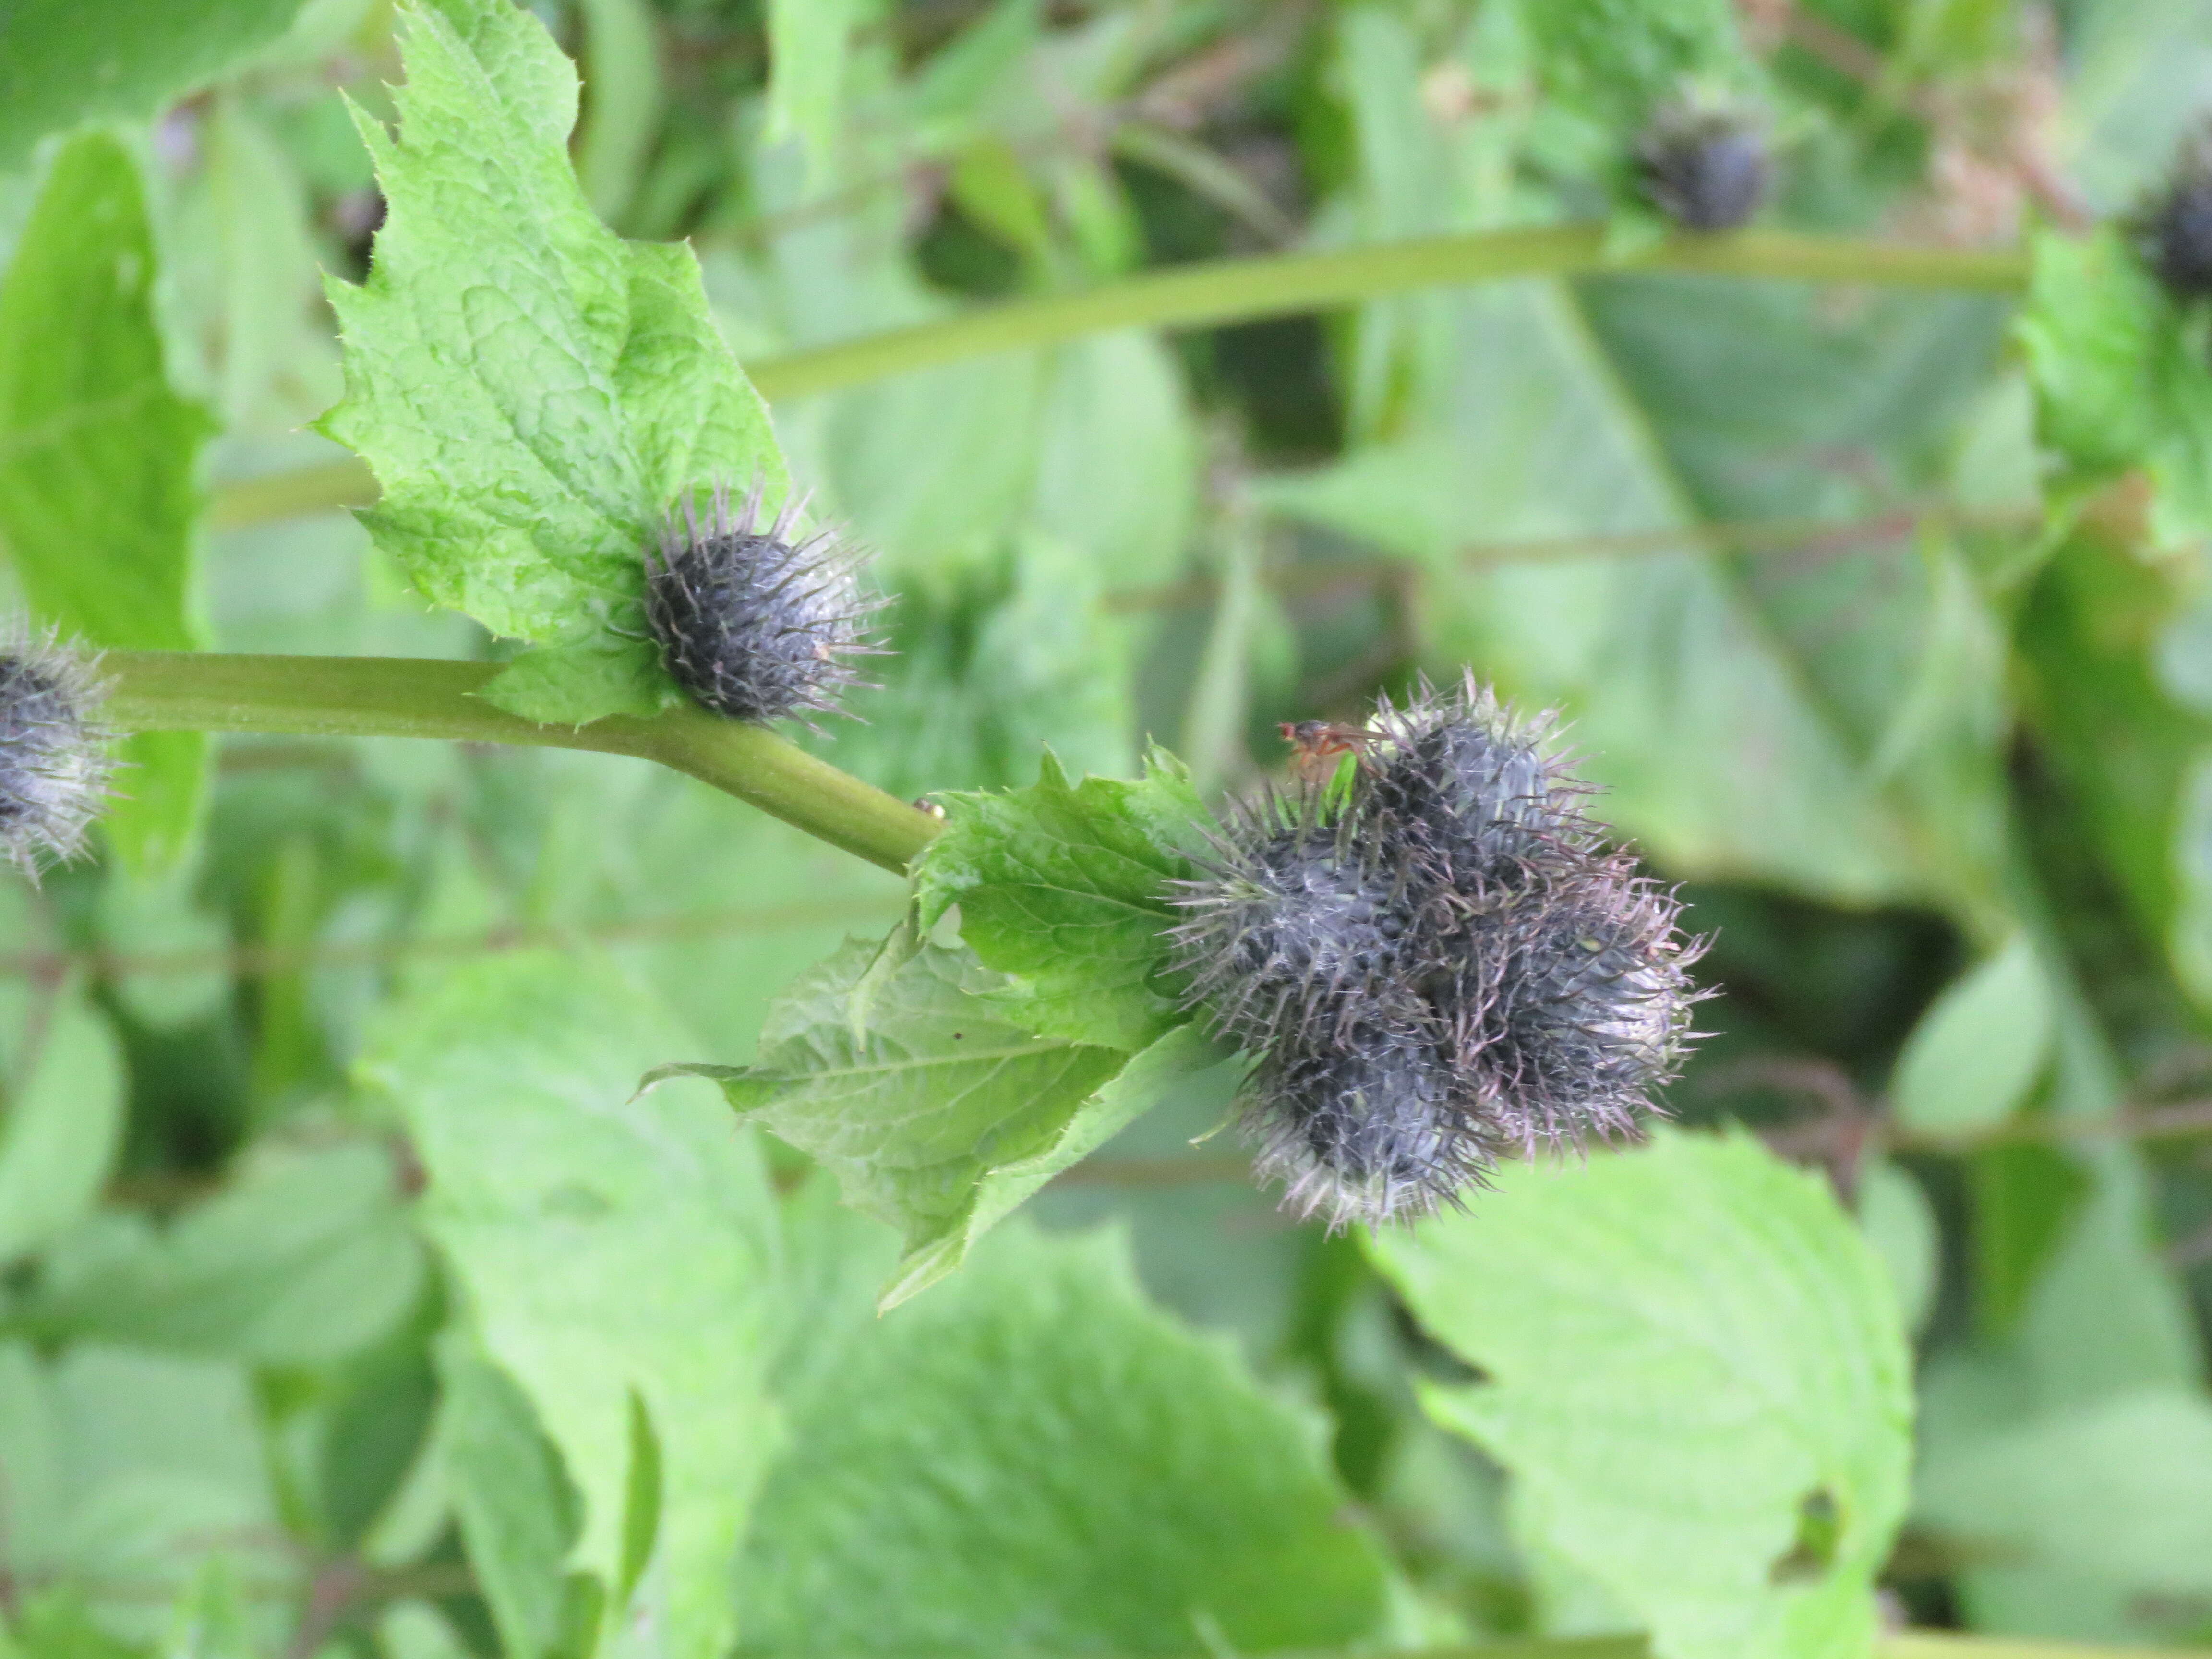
0, 627, 115, 878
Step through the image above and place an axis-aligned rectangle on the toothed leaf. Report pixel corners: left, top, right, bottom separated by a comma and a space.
912, 749, 1208, 1052
655, 925, 1217, 1306
319, 0, 788, 725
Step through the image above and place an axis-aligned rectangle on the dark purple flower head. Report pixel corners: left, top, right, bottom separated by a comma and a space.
1636, 103, 1771, 233
2142, 120, 2212, 302
1168, 674, 1704, 1228
644, 482, 882, 726
0, 627, 113, 879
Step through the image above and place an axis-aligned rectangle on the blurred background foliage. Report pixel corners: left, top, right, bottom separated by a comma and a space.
4, 0, 2212, 1650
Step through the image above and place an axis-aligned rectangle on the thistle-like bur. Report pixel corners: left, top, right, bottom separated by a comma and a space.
644, 482, 879, 725
1635, 103, 1771, 233
2140, 120, 2212, 302
1169, 675, 1703, 1229
0, 629, 114, 878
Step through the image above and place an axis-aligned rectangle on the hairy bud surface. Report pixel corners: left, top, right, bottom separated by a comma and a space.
1169, 676, 1703, 1227
645, 483, 879, 725
0, 629, 114, 878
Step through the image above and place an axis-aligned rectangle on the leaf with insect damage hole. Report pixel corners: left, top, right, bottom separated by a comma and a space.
319, 0, 788, 725
911, 748, 1210, 1053
651, 922, 1218, 1307
1368, 1130, 1913, 1659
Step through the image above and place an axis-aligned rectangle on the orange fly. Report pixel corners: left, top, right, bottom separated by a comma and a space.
1279, 720, 1384, 785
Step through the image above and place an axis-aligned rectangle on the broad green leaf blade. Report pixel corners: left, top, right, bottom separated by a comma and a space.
1029, 332, 1198, 590
435, 1339, 586, 1659
321, 0, 788, 724
1890, 933, 2055, 1135
1256, 280, 1925, 905
0, 131, 214, 868
1917, 1386, 2212, 1643
2018, 227, 2212, 544
0, 981, 123, 1265
362, 952, 778, 1659
1368, 1130, 1913, 1659
1523, 0, 1760, 130
1856, 1157, 1938, 1338
0, 0, 310, 173
20, 1144, 424, 1365
574, 0, 664, 224
912, 748, 1204, 1051
765, 0, 856, 178
685, 924, 1212, 1305
0, 1342, 280, 1644
830, 532, 1137, 799
735, 1206, 1395, 1654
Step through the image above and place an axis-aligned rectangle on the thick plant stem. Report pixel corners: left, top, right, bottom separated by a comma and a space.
207, 225, 2032, 530
102, 652, 942, 874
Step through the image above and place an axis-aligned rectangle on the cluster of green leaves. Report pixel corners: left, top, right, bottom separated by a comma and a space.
5, 0, 2212, 1655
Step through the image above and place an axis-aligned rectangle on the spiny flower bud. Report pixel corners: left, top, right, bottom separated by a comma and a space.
1452, 869, 1699, 1150
0, 628, 114, 878
1169, 800, 1419, 1051
1636, 103, 1771, 233
644, 481, 880, 725
1168, 674, 1704, 1229
1364, 685, 1594, 889
1252, 1022, 1485, 1229
2140, 119, 2212, 302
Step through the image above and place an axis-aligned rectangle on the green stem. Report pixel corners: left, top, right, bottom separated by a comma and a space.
746, 227, 2029, 401
102, 652, 941, 875
206, 226, 2032, 530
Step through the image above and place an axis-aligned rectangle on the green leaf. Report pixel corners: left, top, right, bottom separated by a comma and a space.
573, 0, 663, 224
0, 1591, 147, 1659
2018, 227, 2212, 545
0, 1342, 278, 1644
0, 981, 123, 1266
733, 1208, 1395, 1654
1520, 0, 1760, 130
362, 952, 779, 1659
162, 1558, 251, 1659
1917, 1386, 2212, 1643
1029, 332, 1198, 590
1890, 933, 2056, 1136
1856, 1157, 1938, 1339
1368, 1130, 1914, 1659
0, 130, 215, 868
1256, 280, 1927, 905
321, 0, 788, 725
830, 532, 1137, 799
765, 0, 856, 179
435, 1339, 586, 1659
21, 1143, 425, 1364
0, 0, 311, 173
663, 926, 1215, 1306
912, 748, 1204, 1051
